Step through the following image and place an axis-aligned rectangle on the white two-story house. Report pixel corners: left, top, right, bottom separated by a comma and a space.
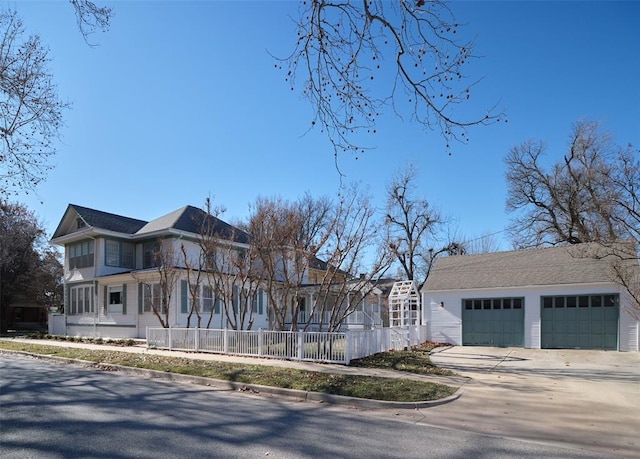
51, 204, 389, 339
51, 204, 269, 339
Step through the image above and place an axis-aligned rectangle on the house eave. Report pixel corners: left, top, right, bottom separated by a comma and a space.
51, 228, 137, 246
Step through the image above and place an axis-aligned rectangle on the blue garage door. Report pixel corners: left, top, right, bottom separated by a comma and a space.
462, 298, 524, 347
541, 294, 618, 350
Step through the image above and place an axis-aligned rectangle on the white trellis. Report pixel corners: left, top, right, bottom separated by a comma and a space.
388, 280, 421, 327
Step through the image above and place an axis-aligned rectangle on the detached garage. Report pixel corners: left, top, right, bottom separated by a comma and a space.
422, 243, 639, 351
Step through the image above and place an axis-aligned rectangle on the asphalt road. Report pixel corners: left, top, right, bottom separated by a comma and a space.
0, 354, 613, 459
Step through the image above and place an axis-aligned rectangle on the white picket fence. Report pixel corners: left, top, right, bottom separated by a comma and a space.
146, 325, 428, 365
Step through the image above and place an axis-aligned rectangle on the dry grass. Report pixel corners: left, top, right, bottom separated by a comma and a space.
0, 340, 456, 402
349, 342, 455, 376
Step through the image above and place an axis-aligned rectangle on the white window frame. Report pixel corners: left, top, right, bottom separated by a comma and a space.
201, 285, 214, 313
68, 240, 95, 269
69, 285, 94, 315
142, 283, 164, 314
107, 285, 123, 314
105, 239, 135, 268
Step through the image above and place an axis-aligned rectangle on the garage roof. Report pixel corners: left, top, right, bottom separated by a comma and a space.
422, 242, 638, 291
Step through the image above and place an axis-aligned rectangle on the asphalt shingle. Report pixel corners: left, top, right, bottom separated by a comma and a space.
423, 242, 637, 291
70, 204, 148, 234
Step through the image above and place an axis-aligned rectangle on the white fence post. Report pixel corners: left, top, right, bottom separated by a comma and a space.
297, 330, 303, 361
223, 328, 228, 353
345, 330, 351, 365
258, 328, 263, 357
195, 327, 200, 352
168, 326, 173, 351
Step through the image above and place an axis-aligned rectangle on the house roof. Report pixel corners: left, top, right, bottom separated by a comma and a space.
52, 204, 248, 244
135, 205, 249, 243
52, 204, 148, 239
422, 242, 637, 291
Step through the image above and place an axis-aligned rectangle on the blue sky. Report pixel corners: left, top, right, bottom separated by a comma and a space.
13, 1, 640, 251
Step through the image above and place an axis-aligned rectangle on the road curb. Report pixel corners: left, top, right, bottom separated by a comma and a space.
2, 349, 463, 409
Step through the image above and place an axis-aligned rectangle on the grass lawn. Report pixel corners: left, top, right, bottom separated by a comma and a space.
0, 339, 457, 403
350, 343, 455, 376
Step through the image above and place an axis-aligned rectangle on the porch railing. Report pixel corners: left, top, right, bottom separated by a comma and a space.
147, 325, 428, 365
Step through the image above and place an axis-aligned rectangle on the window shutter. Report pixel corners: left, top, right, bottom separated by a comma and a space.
103, 286, 108, 315
122, 284, 127, 315
138, 284, 143, 314
64, 284, 70, 314
259, 288, 264, 315
181, 280, 188, 313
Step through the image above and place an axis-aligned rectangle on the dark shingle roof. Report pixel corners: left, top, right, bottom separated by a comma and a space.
177, 206, 249, 244
136, 205, 249, 243
422, 242, 637, 291
69, 204, 147, 234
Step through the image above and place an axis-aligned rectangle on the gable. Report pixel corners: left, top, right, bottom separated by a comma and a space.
52, 204, 148, 240
423, 242, 636, 291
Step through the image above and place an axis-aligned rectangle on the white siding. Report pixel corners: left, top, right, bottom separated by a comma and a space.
619, 290, 639, 352
173, 239, 201, 268
425, 299, 462, 345
523, 292, 541, 348
66, 324, 138, 339
423, 295, 463, 345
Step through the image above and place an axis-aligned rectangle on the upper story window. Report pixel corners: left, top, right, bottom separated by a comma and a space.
76, 218, 86, 230
143, 241, 161, 269
68, 240, 94, 269
105, 239, 135, 268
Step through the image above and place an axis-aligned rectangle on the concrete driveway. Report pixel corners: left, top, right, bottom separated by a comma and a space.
411, 347, 640, 458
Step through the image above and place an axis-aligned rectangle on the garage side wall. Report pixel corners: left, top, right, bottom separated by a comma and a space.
423, 298, 462, 345
619, 290, 639, 352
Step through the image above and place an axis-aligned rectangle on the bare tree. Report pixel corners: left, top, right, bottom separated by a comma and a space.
197, 199, 260, 330
0, 3, 111, 195
248, 186, 393, 332
132, 240, 180, 328
384, 164, 444, 287
0, 10, 69, 195
309, 183, 393, 332
610, 149, 640, 243
181, 242, 204, 329
281, 0, 504, 158
505, 119, 640, 317
200, 239, 261, 331
69, 0, 112, 45
248, 194, 332, 331
505, 120, 634, 248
